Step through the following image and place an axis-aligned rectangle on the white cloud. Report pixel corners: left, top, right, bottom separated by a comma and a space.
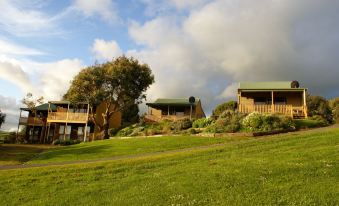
0, 39, 45, 56
127, 0, 339, 114
0, 61, 34, 93
73, 0, 119, 22
0, 0, 62, 36
91, 39, 122, 61
0, 95, 21, 131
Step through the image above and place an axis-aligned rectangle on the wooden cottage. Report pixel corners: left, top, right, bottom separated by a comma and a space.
237, 81, 307, 118
18, 100, 121, 143
145, 97, 206, 122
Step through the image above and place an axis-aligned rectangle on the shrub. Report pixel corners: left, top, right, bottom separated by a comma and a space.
241, 112, 295, 132
188, 128, 197, 135
205, 110, 245, 133
307, 95, 332, 123
52, 139, 81, 146
309, 115, 329, 126
329, 97, 339, 123
171, 118, 192, 131
192, 118, 213, 128
293, 119, 327, 129
212, 101, 238, 117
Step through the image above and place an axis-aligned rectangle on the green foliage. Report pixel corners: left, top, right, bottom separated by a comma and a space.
170, 118, 193, 131
64, 56, 155, 139
0, 109, 6, 129
212, 101, 238, 117
122, 103, 139, 126
241, 112, 295, 132
53, 139, 81, 146
293, 119, 328, 129
205, 110, 245, 133
329, 97, 339, 123
307, 95, 332, 123
192, 118, 213, 128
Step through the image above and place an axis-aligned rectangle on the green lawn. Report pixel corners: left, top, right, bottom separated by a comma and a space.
27, 135, 240, 164
0, 128, 338, 205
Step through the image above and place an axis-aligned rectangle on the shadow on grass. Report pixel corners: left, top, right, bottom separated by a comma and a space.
0, 144, 49, 165
30, 144, 115, 162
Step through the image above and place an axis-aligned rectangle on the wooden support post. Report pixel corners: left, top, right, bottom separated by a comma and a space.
303, 89, 308, 118
64, 103, 70, 140
46, 123, 51, 143
16, 109, 22, 142
190, 105, 192, 120
84, 103, 89, 142
271, 91, 274, 113
168, 106, 169, 116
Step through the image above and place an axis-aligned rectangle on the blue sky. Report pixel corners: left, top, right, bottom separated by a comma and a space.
1, 0, 339, 130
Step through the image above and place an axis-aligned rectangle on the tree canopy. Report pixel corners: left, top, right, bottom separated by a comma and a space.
307, 95, 332, 123
212, 100, 238, 117
64, 56, 154, 139
0, 109, 6, 129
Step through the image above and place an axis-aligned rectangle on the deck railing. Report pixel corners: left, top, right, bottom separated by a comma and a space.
47, 112, 88, 123
238, 104, 294, 116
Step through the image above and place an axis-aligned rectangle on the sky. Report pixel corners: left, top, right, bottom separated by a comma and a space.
0, 0, 339, 131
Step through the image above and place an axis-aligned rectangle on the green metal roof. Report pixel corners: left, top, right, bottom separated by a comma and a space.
21, 103, 57, 112
146, 98, 200, 106
239, 81, 306, 90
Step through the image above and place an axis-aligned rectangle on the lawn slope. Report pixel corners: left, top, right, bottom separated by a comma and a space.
27, 135, 238, 164
0, 128, 338, 205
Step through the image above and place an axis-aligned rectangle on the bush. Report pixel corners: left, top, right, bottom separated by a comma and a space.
212, 101, 238, 118
307, 95, 332, 123
241, 112, 295, 132
293, 118, 327, 129
329, 98, 339, 123
192, 118, 213, 128
52, 139, 81, 146
170, 118, 192, 131
205, 110, 245, 133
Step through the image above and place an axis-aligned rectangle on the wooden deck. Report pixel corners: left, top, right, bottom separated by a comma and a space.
47, 112, 88, 123
19, 117, 44, 126
238, 104, 307, 118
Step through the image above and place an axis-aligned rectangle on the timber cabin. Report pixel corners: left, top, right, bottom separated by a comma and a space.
145, 97, 206, 122
18, 100, 121, 143
237, 81, 307, 119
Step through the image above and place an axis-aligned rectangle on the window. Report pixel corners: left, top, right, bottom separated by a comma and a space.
275, 97, 287, 105
254, 97, 271, 105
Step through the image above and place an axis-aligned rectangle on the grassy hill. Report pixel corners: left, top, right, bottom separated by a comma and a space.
0, 127, 338, 205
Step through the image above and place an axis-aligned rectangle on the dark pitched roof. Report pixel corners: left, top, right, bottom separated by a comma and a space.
239, 81, 307, 90
146, 98, 200, 107
21, 103, 57, 112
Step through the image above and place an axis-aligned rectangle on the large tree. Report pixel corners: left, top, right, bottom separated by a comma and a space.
0, 109, 6, 129
64, 56, 154, 139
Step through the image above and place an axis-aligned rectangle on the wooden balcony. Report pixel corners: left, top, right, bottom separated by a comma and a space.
47, 112, 88, 123
19, 117, 45, 126
238, 104, 306, 118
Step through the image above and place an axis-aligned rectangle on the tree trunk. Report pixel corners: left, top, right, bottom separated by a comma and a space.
103, 115, 110, 139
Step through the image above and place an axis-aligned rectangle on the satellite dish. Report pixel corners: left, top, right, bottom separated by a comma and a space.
291, 80, 300, 88
189, 96, 196, 104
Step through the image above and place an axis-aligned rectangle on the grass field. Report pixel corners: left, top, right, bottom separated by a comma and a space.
26, 135, 239, 164
0, 144, 54, 166
0, 127, 338, 205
